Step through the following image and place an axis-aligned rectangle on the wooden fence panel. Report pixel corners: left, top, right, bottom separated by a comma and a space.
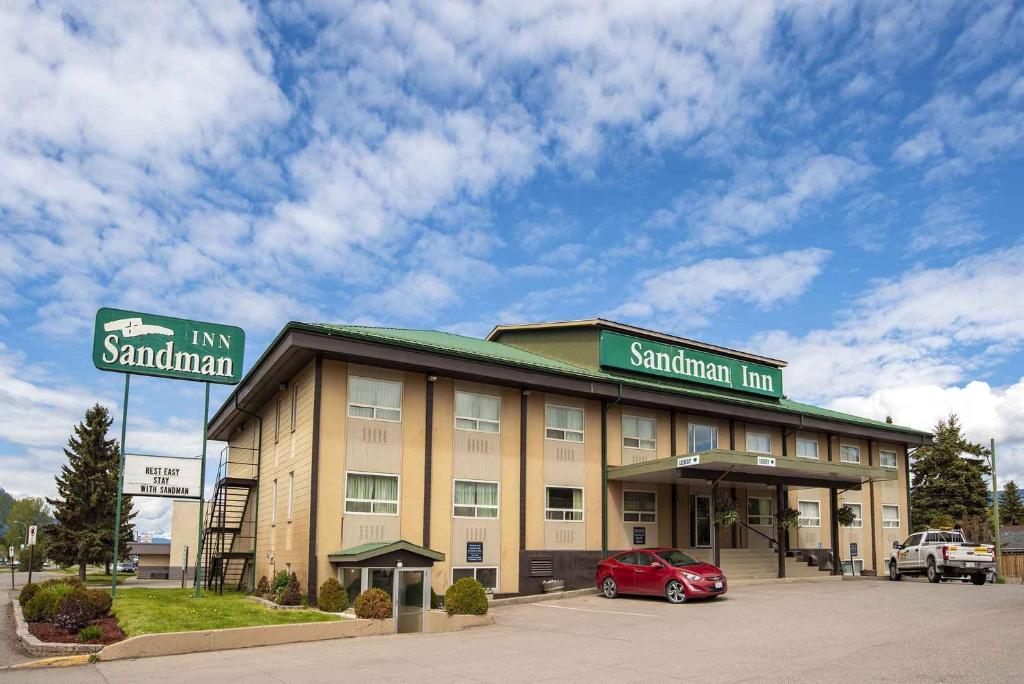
998, 550, 1024, 577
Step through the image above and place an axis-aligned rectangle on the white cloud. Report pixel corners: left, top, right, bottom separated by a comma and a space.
908, 198, 984, 252
893, 130, 945, 164
611, 248, 831, 325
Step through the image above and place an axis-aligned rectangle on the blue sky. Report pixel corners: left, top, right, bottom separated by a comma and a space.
2, 1, 1023, 533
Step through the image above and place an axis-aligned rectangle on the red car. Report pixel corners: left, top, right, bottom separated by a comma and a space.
596, 548, 727, 603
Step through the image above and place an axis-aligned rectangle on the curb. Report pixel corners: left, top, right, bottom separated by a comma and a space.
4, 655, 91, 670
10, 599, 103, 657
489, 588, 598, 607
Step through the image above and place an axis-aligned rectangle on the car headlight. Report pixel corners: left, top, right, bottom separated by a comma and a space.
682, 572, 702, 581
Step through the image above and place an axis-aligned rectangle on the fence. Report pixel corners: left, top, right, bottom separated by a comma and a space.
999, 549, 1024, 578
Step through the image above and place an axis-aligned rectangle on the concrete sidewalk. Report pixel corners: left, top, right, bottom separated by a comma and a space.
0, 590, 33, 669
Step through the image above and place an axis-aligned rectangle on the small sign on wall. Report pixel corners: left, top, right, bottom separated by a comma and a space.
633, 527, 646, 545
756, 456, 776, 467
850, 542, 858, 557
467, 542, 484, 563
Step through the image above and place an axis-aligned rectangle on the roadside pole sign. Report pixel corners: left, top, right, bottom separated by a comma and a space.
92, 307, 245, 598
27, 526, 37, 545
7, 547, 11, 559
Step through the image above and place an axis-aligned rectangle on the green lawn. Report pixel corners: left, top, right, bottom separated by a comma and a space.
112, 589, 339, 636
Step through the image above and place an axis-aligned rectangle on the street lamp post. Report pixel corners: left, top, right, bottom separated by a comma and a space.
990, 439, 1002, 580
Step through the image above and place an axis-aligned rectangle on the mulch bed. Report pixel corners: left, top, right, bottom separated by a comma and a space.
28, 616, 125, 645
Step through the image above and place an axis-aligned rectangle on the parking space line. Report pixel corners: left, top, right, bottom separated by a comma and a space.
531, 603, 658, 617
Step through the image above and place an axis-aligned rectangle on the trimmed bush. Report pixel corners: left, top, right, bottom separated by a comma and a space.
317, 577, 348, 612
23, 582, 77, 622
444, 577, 488, 616
40, 577, 83, 590
353, 588, 392, 619
77, 625, 103, 643
255, 575, 271, 598
276, 572, 302, 606
270, 570, 290, 596
54, 590, 93, 631
86, 589, 113, 618
18, 582, 39, 607
431, 588, 444, 610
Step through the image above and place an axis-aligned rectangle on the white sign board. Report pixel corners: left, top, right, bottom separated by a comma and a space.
756, 456, 776, 467
677, 455, 701, 467
123, 454, 202, 499
27, 525, 37, 545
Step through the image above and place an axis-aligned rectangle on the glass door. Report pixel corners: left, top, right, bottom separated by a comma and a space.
692, 495, 712, 548
396, 569, 425, 634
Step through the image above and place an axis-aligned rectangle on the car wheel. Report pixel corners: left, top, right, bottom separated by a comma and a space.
971, 574, 986, 586
889, 561, 901, 581
600, 576, 618, 599
927, 558, 942, 583
665, 580, 687, 604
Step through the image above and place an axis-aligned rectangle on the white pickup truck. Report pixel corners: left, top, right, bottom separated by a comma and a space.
888, 529, 995, 584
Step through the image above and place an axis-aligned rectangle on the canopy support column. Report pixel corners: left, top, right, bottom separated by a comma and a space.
829, 487, 840, 575
776, 484, 786, 579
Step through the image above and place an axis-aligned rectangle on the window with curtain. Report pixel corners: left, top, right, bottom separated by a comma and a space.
746, 497, 772, 526
453, 480, 498, 518
623, 490, 656, 522
845, 502, 863, 527
455, 392, 500, 433
545, 486, 583, 521
345, 472, 399, 514
796, 438, 819, 459
623, 416, 656, 450
880, 450, 897, 468
840, 445, 860, 463
746, 430, 771, 454
882, 505, 900, 528
545, 405, 584, 442
798, 500, 820, 527
689, 424, 718, 452
348, 376, 402, 422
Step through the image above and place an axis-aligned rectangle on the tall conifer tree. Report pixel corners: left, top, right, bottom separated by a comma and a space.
910, 414, 990, 531
1001, 481, 1024, 526
46, 404, 136, 581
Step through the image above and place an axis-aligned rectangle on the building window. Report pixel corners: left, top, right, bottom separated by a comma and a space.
545, 405, 584, 443
271, 479, 277, 525
882, 505, 900, 528
455, 392, 500, 433
746, 430, 771, 454
453, 567, 497, 591
287, 472, 294, 521
796, 438, 819, 460
841, 558, 864, 576
348, 377, 402, 422
344, 472, 399, 515
798, 500, 820, 527
880, 449, 897, 468
275, 396, 281, 443
840, 445, 860, 464
747, 497, 772, 526
545, 486, 583, 521
290, 383, 298, 432
623, 416, 656, 450
844, 502, 863, 528
453, 480, 498, 518
623, 490, 656, 523
689, 423, 718, 453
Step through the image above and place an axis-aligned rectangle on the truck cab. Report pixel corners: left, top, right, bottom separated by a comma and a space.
889, 529, 994, 584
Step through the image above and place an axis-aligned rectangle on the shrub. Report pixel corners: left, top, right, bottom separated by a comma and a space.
77, 625, 103, 643
270, 570, 290, 596
353, 588, 392, 619
54, 590, 93, 631
317, 577, 348, 612
85, 589, 113, 618
835, 505, 857, 527
276, 572, 302, 606
255, 575, 271, 598
444, 577, 488, 616
18, 582, 39, 607
40, 577, 83, 590
23, 582, 77, 622
431, 587, 444, 610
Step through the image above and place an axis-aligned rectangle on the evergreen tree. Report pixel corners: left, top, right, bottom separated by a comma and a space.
1, 497, 54, 571
46, 404, 136, 581
1001, 480, 1024, 526
910, 414, 991, 530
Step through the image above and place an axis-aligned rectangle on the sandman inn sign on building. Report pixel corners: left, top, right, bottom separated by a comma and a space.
599, 330, 783, 398
93, 308, 244, 384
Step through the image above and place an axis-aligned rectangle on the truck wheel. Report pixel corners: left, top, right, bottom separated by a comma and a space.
971, 574, 986, 586
927, 558, 942, 584
889, 561, 901, 581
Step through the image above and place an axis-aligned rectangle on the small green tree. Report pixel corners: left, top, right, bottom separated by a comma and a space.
1000, 481, 1024, 526
2, 497, 54, 571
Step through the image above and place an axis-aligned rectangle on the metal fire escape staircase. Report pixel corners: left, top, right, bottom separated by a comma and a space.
202, 446, 257, 593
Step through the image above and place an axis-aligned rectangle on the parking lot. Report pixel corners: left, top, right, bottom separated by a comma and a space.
6, 578, 1024, 682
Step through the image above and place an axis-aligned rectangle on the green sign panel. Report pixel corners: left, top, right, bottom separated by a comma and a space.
599, 331, 783, 398
93, 308, 245, 385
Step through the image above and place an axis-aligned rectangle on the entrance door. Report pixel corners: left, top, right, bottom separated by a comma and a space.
746, 496, 774, 549
692, 495, 712, 548
396, 569, 425, 634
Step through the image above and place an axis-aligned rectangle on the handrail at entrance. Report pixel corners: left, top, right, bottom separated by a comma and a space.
736, 520, 777, 549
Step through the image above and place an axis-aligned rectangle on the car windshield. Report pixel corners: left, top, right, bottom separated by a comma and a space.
656, 550, 700, 567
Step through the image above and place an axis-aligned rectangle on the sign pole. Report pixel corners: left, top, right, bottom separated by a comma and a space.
991, 438, 1002, 578
193, 382, 210, 598
111, 373, 131, 598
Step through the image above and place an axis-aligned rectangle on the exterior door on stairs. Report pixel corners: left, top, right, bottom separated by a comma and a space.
746, 496, 774, 549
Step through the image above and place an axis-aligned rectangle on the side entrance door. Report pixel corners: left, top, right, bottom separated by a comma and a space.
692, 494, 713, 548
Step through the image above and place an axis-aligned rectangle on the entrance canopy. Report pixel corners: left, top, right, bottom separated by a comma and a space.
327, 540, 445, 567
607, 449, 895, 490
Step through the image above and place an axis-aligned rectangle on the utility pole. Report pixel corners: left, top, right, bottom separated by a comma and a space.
991, 438, 1002, 578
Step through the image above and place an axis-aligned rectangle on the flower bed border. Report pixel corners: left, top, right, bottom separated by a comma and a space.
246, 595, 314, 611
10, 598, 104, 656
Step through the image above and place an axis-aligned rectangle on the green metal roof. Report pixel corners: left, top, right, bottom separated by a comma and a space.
327, 540, 445, 563
296, 323, 928, 438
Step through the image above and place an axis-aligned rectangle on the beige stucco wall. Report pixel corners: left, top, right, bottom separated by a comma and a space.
169, 500, 199, 571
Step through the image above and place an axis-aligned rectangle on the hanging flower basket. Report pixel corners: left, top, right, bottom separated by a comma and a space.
713, 495, 740, 527
776, 507, 800, 530
835, 505, 857, 527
